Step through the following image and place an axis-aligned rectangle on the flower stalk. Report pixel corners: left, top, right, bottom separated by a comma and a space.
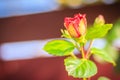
83, 78, 87, 80
70, 52, 77, 59
81, 46, 86, 59
86, 40, 94, 59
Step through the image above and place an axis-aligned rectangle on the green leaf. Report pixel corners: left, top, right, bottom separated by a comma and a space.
86, 24, 113, 40
43, 40, 75, 56
91, 48, 116, 66
64, 57, 97, 78
106, 19, 120, 43
98, 76, 110, 80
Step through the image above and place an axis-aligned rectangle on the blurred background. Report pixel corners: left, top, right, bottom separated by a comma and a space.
0, 0, 120, 80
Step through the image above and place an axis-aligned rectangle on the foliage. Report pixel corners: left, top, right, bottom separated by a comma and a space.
43, 13, 115, 80
64, 57, 97, 78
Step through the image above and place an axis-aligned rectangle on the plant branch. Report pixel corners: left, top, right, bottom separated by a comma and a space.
81, 46, 85, 59
71, 38, 81, 52
75, 42, 81, 52
70, 52, 77, 59
86, 40, 94, 59
83, 78, 87, 80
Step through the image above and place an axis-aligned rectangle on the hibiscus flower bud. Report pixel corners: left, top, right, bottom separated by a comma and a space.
64, 13, 87, 38
95, 15, 105, 26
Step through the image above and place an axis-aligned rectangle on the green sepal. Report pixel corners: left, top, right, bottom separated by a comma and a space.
91, 48, 116, 66
43, 40, 75, 56
75, 35, 87, 46
61, 29, 71, 38
64, 57, 97, 78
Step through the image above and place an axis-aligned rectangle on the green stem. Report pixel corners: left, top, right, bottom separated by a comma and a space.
71, 39, 81, 52
70, 53, 77, 59
75, 42, 81, 52
81, 46, 85, 59
83, 78, 87, 80
86, 40, 94, 59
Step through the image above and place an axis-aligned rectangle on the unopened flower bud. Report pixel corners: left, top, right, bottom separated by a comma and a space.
95, 15, 105, 25
64, 13, 87, 38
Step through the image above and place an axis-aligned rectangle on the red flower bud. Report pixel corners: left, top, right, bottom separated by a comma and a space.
64, 13, 87, 38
